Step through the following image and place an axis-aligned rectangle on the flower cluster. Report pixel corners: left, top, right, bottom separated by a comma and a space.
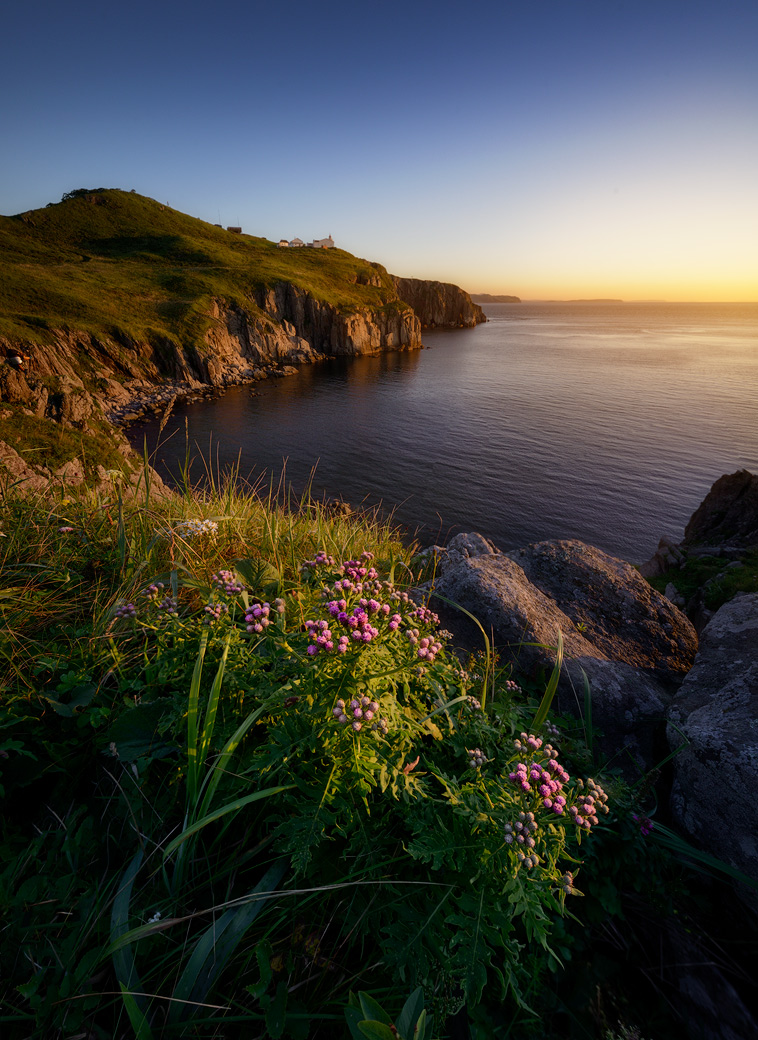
305, 618, 337, 654
342, 552, 378, 582
212, 570, 245, 595
505, 733, 609, 838
559, 870, 576, 895
509, 736, 570, 815
115, 602, 137, 619
504, 811, 540, 868
465, 695, 482, 712
302, 551, 337, 570
141, 582, 178, 614
467, 747, 487, 769
406, 629, 442, 663
332, 696, 380, 731
171, 519, 218, 540
543, 719, 560, 740
204, 602, 228, 625
307, 596, 400, 655
246, 603, 271, 634
410, 604, 439, 626
570, 777, 610, 829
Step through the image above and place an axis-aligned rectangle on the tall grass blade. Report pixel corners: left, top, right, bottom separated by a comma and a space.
166, 859, 287, 1025
163, 785, 294, 860
111, 850, 150, 1030
428, 591, 493, 709
197, 700, 274, 821
196, 631, 231, 777
581, 667, 593, 756
186, 630, 209, 807
531, 630, 564, 732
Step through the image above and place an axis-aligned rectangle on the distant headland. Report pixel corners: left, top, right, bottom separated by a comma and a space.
471, 293, 521, 303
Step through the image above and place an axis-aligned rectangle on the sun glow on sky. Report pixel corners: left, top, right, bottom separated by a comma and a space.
2, 0, 756, 301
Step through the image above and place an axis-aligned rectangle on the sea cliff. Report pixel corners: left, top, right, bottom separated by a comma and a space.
392, 276, 486, 328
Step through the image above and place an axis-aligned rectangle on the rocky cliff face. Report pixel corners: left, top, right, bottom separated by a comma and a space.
0, 286, 422, 427
391, 277, 485, 328
255, 282, 421, 356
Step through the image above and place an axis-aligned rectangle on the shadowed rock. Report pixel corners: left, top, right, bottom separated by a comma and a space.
666, 592, 758, 903
434, 534, 698, 773
683, 469, 758, 548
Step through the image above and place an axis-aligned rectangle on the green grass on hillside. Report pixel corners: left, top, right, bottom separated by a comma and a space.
0, 189, 404, 348
0, 408, 131, 481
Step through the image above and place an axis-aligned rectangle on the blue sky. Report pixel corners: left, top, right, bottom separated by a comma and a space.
3, 0, 757, 299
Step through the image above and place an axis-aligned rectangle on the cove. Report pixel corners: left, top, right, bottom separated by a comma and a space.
128, 302, 758, 562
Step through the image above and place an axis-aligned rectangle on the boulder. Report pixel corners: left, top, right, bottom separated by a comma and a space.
666, 592, 758, 901
507, 540, 697, 682
434, 535, 698, 773
684, 469, 758, 548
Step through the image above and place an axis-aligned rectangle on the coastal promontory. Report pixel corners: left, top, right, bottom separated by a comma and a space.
0, 188, 483, 490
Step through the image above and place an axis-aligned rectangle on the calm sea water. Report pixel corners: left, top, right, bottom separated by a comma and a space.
128, 302, 758, 562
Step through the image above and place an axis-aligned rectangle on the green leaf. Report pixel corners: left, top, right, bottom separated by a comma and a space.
358, 1023, 397, 1040
396, 987, 425, 1039
106, 699, 176, 763
531, 629, 563, 731
345, 1006, 368, 1040
358, 991, 392, 1024
265, 980, 288, 1039
167, 861, 287, 1025
110, 850, 149, 1027
119, 984, 155, 1040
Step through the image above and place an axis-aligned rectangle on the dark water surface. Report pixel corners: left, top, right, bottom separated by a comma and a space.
129, 302, 758, 561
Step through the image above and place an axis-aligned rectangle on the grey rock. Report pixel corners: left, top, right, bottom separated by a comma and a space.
684, 469, 758, 548
667, 592, 758, 902
435, 536, 698, 773
506, 540, 697, 682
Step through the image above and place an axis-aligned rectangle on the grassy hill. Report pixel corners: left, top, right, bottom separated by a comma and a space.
0, 188, 403, 348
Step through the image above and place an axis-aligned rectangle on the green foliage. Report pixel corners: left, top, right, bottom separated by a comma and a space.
1, 471, 738, 1039
645, 548, 758, 612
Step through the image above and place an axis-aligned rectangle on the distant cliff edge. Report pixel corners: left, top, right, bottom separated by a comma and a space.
392, 277, 486, 328
471, 293, 521, 304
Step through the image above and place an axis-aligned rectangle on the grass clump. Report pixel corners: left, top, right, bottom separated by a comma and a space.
0, 469, 730, 1039
0, 406, 130, 480
647, 549, 758, 612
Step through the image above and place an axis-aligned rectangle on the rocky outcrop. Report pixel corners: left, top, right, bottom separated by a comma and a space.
683, 469, 758, 548
666, 592, 758, 900
0, 286, 422, 429
391, 277, 485, 328
255, 283, 421, 355
433, 534, 698, 772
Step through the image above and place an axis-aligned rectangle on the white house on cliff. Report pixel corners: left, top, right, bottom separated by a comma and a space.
278, 235, 334, 249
